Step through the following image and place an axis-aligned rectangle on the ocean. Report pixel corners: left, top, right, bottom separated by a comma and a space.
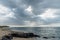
9, 27, 60, 40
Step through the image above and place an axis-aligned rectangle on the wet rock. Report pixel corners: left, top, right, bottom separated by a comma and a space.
9, 32, 40, 38
51, 36, 56, 38
1, 35, 13, 40
43, 37, 49, 39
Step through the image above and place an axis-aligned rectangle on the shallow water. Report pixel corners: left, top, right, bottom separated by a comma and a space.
10, 27, 60, 40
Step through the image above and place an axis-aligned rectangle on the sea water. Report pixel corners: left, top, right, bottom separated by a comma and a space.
10, 27, 60, 40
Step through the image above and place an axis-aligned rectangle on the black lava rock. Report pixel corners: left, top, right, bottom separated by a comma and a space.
1, 35, 13, 40
10, 32, 40, 38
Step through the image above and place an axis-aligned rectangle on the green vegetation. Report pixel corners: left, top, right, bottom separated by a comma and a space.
0, 26, 10, 31
0, 26, 9, 28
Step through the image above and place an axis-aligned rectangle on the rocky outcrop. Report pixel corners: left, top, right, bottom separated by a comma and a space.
1, 35, 13, 40
9, 32, 40, 38
1, 31, 40, 40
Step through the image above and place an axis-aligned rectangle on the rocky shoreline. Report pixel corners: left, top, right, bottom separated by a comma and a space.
0, 28, 39, 40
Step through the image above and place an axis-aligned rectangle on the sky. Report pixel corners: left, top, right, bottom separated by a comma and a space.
0, 0, 60, 27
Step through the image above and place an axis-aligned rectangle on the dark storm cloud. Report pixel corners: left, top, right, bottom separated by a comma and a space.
22, 0, 43, 5
0, 0, 17, 8
0, 0, 60, 26
33, 0, 60, 25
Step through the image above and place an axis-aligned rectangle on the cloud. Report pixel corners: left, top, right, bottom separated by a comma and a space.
0, 4, 16, 21
37, 8, 58, 20
0, 0, 60, 27
25, 6, 32, 13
